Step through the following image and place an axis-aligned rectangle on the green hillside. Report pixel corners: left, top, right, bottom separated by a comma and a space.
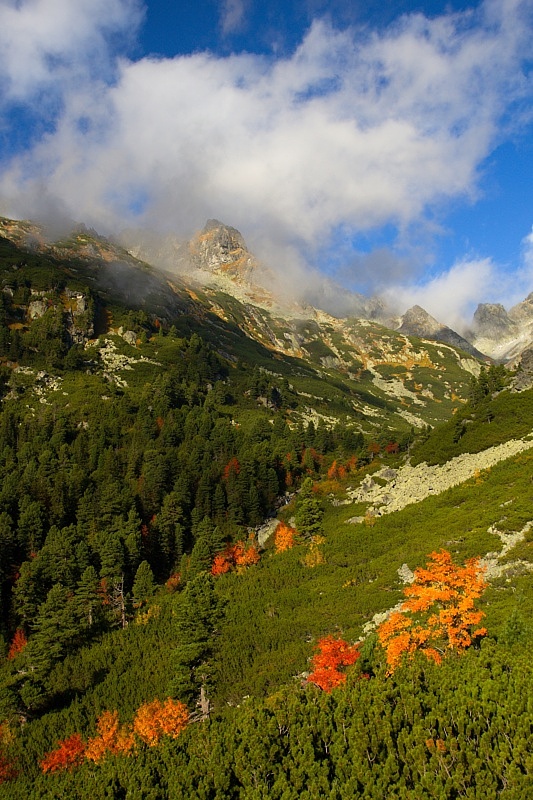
0, 219, 531, 798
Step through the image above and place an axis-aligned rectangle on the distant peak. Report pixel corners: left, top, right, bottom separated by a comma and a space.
399, 305, 443, 336
203, 219, 226, 231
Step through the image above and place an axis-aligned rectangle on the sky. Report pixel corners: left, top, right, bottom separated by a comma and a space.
0, 0, 532, 329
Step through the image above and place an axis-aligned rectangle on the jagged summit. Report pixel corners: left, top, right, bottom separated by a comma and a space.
469, 300, 533, 362
189, 219, 258, 283
472, 303, 516, 339
398, 305, 486, 359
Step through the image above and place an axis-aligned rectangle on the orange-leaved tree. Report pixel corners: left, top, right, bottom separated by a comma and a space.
40, 734, 85, 773
211, 541, 260, 576
274, 522, 299, 553
378, 550, 487, 673
84, 710, 134, 762
133, 698, 189, 746
7, 630, 27, 660
308, 635, 360, 692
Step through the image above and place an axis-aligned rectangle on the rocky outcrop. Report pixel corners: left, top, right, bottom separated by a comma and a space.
467, 301, 533, 362
347, 435, 533, 519
511, 347, 533, 391
64, 289, 94, 345
28, 300, 47, 320
189, 220, 259, 284
472, 303, 516, 340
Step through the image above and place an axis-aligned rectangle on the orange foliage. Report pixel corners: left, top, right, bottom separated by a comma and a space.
327, 456, 358, 481
98, 578, 110, 606
327, 460, 338, 480
222, 457, 240, 481
237, 544, 260, 568
378, 550, 487, 673
211, 541, 260, 576
274, 522, 299, 553
211, 552, 233, 576
40, 734, 85, 773
308, 635, 360, 692
133, 698, 188, 746
7, 629, 27, 660
84, 711, 134, 763
0, 751, 17, 784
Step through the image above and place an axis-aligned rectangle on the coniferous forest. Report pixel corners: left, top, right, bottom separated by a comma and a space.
0, 227, 531, 798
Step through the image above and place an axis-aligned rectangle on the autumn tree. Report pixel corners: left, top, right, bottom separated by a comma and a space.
308, 635, 360, 692
0, 750, 17, 784
211, 541, 260, 575
377, 550, 487, 673
7, 630, 27, 660
40, 733, 85, 773
133, 697, 189, 746
274, 522, 299, 553
84, 710, 134, 762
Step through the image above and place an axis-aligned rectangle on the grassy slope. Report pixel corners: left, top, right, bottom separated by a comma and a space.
6, 399, 532, 787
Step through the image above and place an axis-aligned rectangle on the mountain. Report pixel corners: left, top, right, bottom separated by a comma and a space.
0, 214, 531, 798
397, 304, 487, 359
468, 295, 533, 362
0, 215, 483, 436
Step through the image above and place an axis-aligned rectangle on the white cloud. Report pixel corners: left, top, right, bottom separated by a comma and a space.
382, 224, 533, 331
382, 258, 498, 333
220, 0, 247, 36
0, 0, 532, 297
0, 0, 142, 102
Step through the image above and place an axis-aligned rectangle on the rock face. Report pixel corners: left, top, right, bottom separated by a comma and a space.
472, 303, 516, 340
511, 347, 533, 391
509, 292, 533, 325
468, 299, 533, 362
398, 305, 486, 359
64, 289, 94, 345
189, 220, 259, 284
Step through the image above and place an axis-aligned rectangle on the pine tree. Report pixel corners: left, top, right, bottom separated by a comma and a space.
170, 573, 222, 706
294, 478, 323, 539
74, 566, 101, 631
132, 561, 156, 607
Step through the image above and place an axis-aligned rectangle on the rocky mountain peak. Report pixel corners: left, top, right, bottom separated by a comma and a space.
509, 292, 533, 323
472, 303, 516, 338
397, 304, 486, 359
189, 220, 258, 283
398, 305, 444, 337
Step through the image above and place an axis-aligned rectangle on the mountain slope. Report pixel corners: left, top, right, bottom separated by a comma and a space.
0, 215, 482, 436
398, 304, 487, 359
0, 216, 531, 798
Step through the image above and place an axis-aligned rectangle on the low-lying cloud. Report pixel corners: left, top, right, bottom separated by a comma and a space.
0, 0, 532, 326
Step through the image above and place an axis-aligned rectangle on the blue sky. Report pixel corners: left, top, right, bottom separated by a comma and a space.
0, 0, 532, 327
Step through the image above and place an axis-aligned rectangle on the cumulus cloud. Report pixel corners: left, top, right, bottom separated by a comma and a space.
382, 258, 498, 333
382, 225, 533, 332
0, 0, 142, 102
0, 0, 532, 301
